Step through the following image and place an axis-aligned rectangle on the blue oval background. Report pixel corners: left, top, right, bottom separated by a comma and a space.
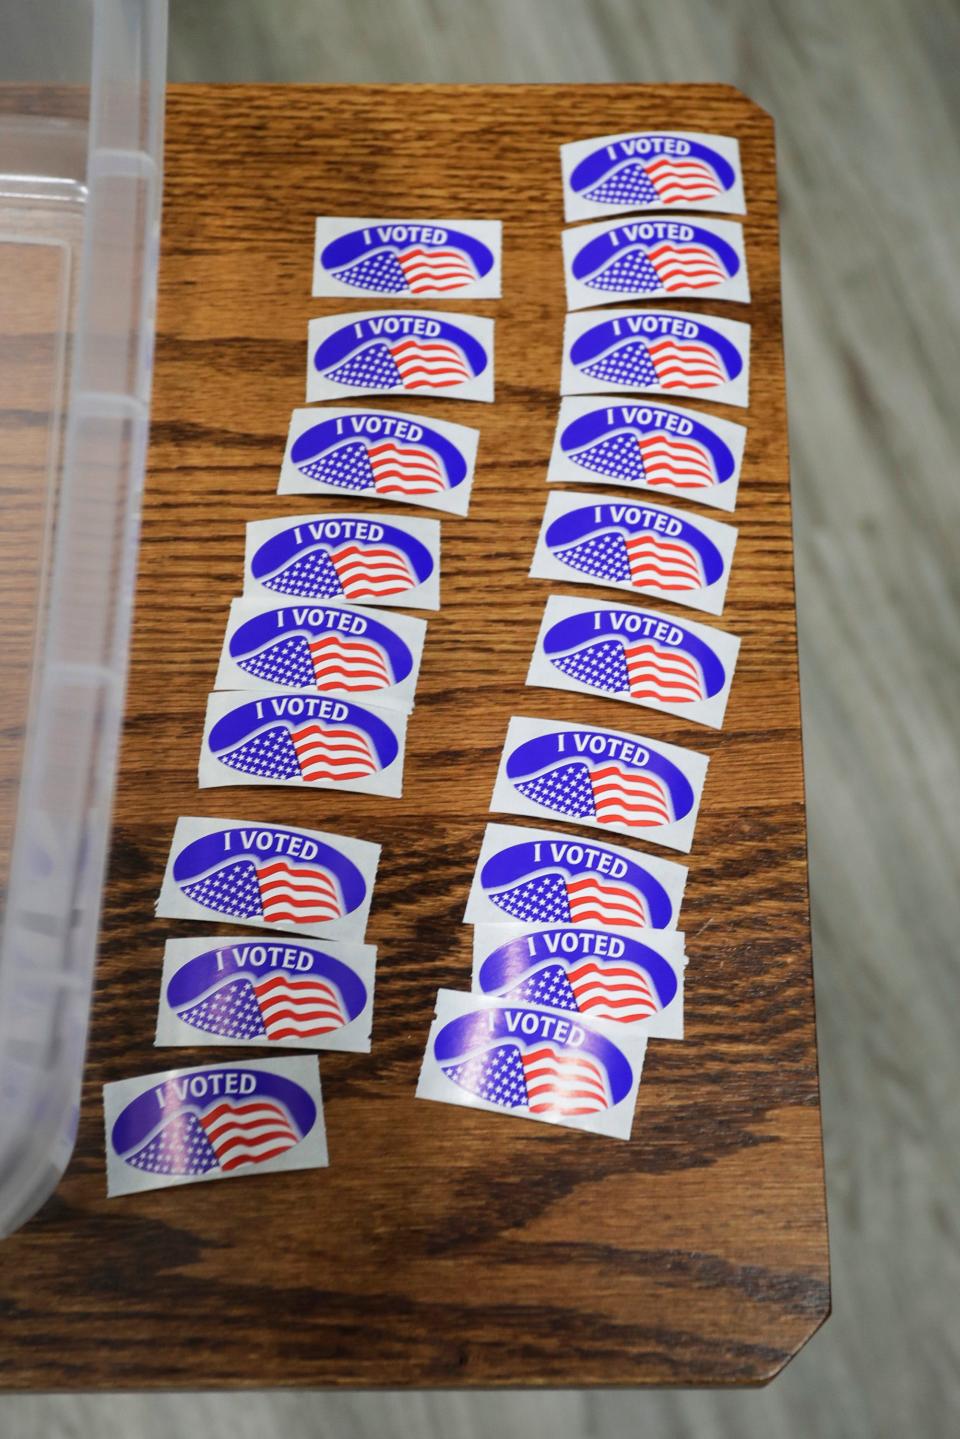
570, 134, 735, 196
480, 838, 674, 929
172, 825, 367, 916
505, 729, 694, 822
571, 221, 739, 283
207, 694, 399, 771
570, 313, 743, 379
313, 313, 488, 378
321, 225, 494, 278
434, 1005, 634, 1107
229, 604, 414, 685
544, 606, 727, 699
250, 518, 434, 588
544, 502, 724, 587
290, 412, 468, 489
560, 403, 736, 484
166, 941, 368, 1022
111, 1067, 317, 1158
477, 927, 679, 1011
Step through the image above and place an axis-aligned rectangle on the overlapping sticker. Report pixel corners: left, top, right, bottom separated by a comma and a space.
416, 989, 646, 1139
214, 598, 425, 714
156, 817, 380, 942
530, 490, 737, 615
491, 717, 708, 853
546, 397, 745, 512
526, 595, 741, 730
561, 309, 750, 408
307, 310, 494, 404
198, 691, 407, 797
278, 407, 480, 517
156, 936, 376, 1054
471, 923, 686, 1039
562, 216, 749, 309
312, 217, 502, 300
560, 130, 745, 223
244, 514, 440, 611
464, 822, 686, 931
104, 1057, 328, 1195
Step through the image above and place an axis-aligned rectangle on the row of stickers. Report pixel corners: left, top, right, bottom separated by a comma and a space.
106, 196, 508, 1194
104, 128, 751, 1189
413, 129, 749, 1139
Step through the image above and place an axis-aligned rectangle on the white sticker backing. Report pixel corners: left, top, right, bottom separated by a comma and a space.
546, 396, 746, 513
529, 489, 737, 616
416, 988, 647, 1140
464, 822, 687, 932
560, 130, 745, 223
307, 310, 494, 404
526, 593, 741, 730
213, 597, 426, 715
156, 816, 380, 942
562, 215, 749, 309
243, 512, 440, 611
561, 308, 751, 409
104, 1057, 328, 1195
312, 217, 502, 300
278, 406, 480, 517
471, 923, 686, 1040
490, 716, 708, 853
155, 936, 376, 1054
198, 689, 407, 798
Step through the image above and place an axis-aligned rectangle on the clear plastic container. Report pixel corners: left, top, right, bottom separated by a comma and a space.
0, 0, 167, 1234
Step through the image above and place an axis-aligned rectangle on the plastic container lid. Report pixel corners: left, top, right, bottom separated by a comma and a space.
0, 0, 168, 1234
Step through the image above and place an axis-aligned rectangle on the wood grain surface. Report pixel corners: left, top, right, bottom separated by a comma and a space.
0, 84, 828, 1390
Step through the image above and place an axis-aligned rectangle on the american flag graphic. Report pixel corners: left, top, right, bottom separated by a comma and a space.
330, 246, 476, 295
583, 242, 728, 297
582, 155, 723, 209
295, 437, 448, 498
260, 542, 415, 601
322, 338, 472, 392
125, 1099, 301, 1177
216, 721, 378, 786
551, 638, 705, 706
488, 869, 649, 927
181, 856, 342, 926
514, 758, 672, 831
176, 972, 347, 1043
238, 633, 393, 694
504, 959, 659, 1025
580, 336, 728, 392
442, 1040, 610, 1116
568, 428, 718, 490
553, 530, 704, 593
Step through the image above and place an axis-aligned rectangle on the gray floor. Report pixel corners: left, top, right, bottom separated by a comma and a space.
6, 0, 960, 1433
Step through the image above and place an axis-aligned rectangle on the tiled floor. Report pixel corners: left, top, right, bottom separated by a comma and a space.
4, 1, 958, 1433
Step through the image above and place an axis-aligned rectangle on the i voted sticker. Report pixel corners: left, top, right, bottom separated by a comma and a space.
307, 310, 494, 404
278, 407, 479, 517
530, 490, 737, 615
244, 514, 439, 611
214, 599, 425, 714
563, 216, 748, 309
561, 309, 750, 408
464, 822, 686, 931
313, 217, 501, 299
198, 690, 407, 798
471, 923, 686, 1039
103, 1057, 328, 1195
416, 989, 646, 1140
490, 716, 708, 853
156, 816, 380, 942
561, 130, 745, 223
527, 594, 740, 730
156, 936, 376, 1053
547, 398, 745, 512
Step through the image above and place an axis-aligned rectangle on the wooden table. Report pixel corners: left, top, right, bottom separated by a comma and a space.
0, 85, 828, 1389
